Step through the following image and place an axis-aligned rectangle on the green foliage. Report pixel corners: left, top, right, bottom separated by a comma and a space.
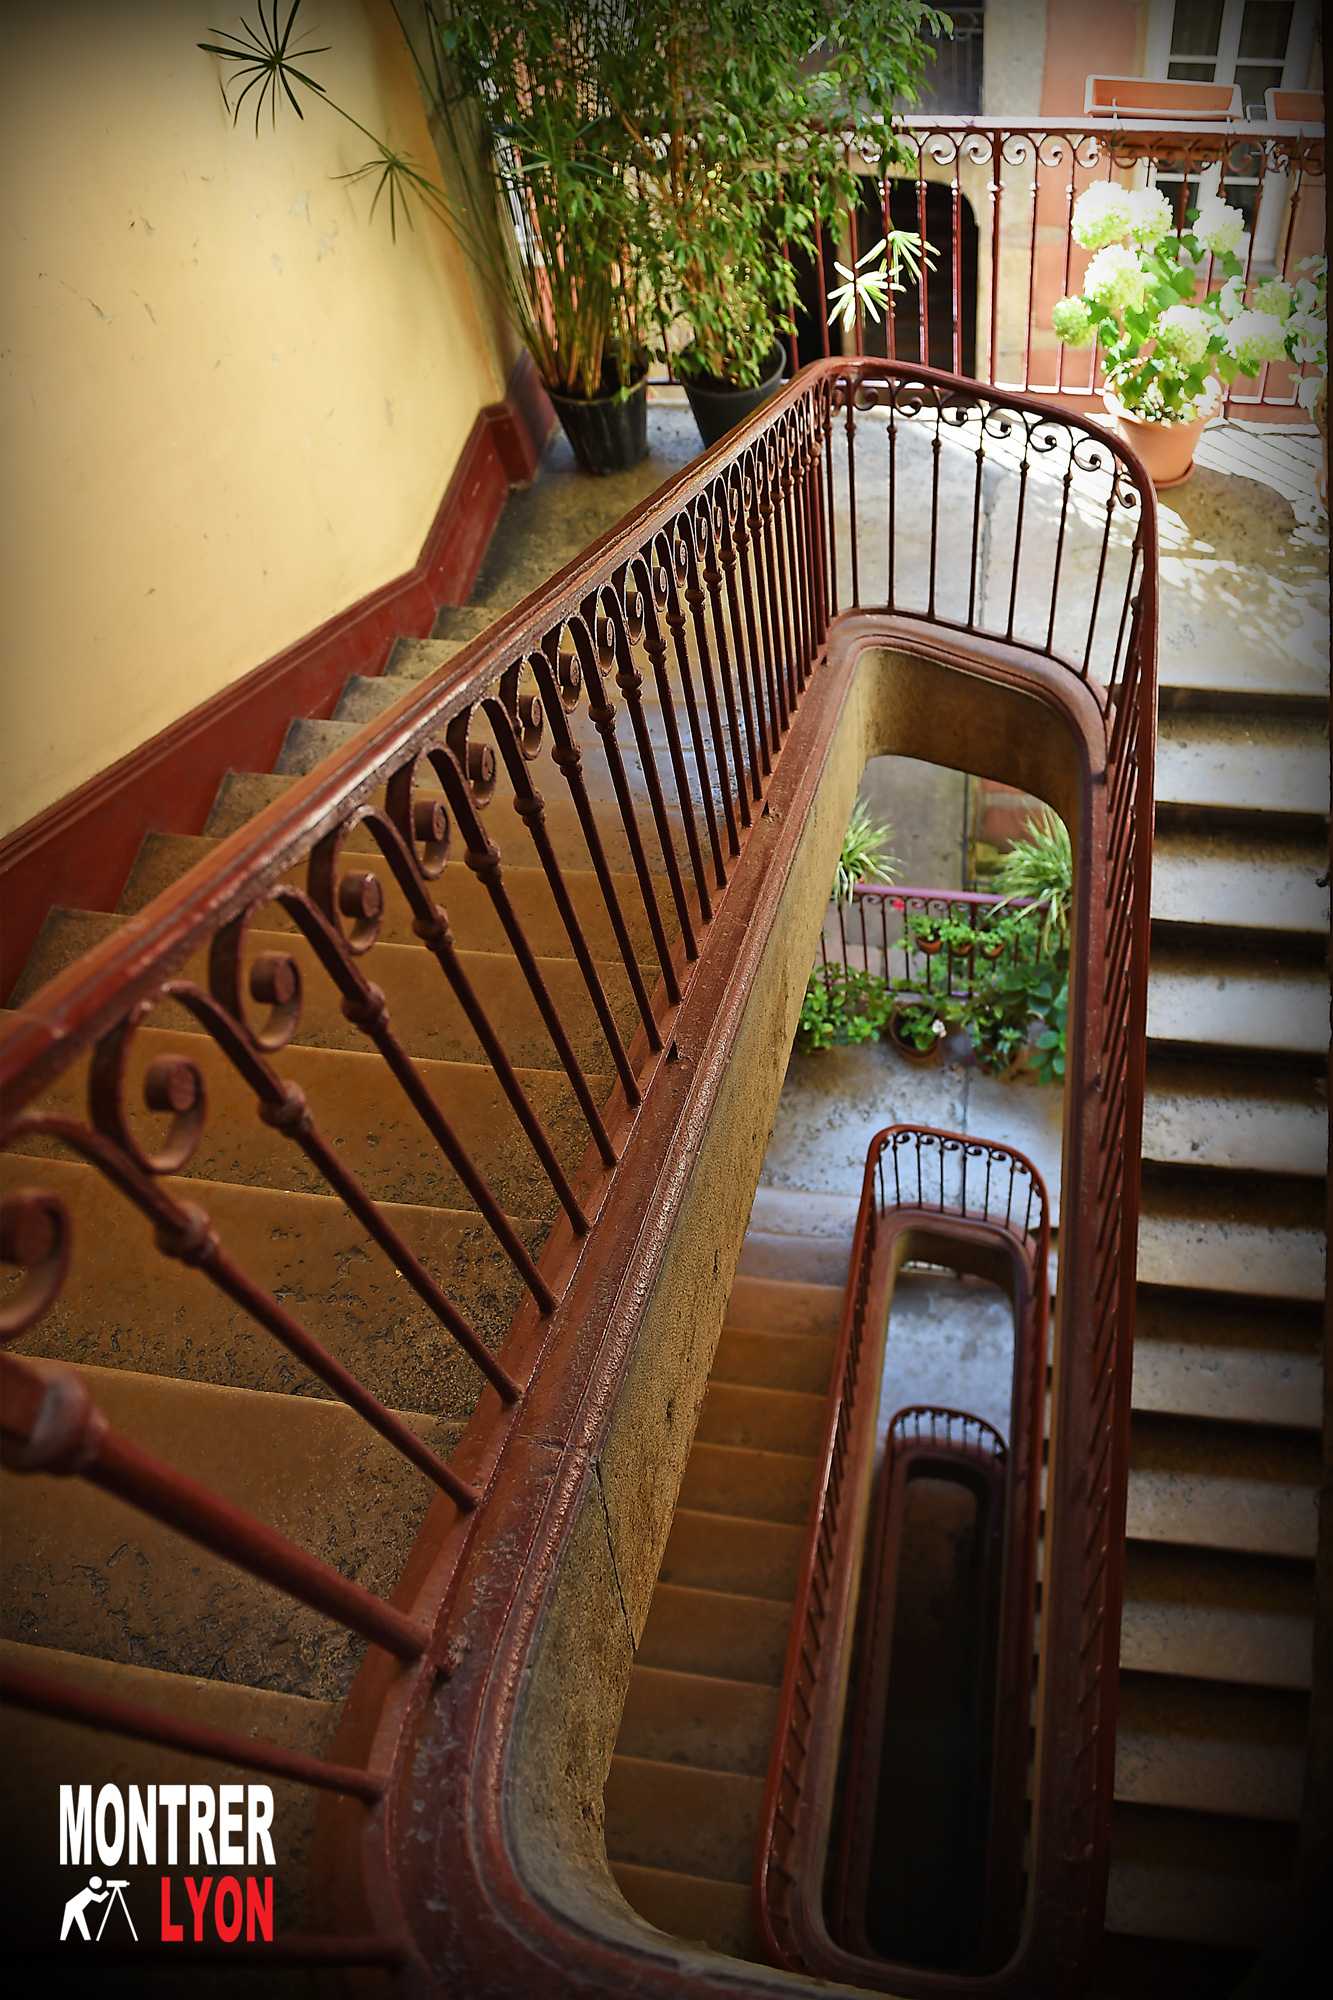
828, 229, 937, 336
992, 810, 1072, 955
200, 2, 953, 399
797, 965, 895, 1052
835, 800, 900, 907
890, 998, 948, 1052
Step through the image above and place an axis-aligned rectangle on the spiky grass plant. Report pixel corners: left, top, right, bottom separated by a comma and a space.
834, 800, 900, 908
992, 809, 1072, 954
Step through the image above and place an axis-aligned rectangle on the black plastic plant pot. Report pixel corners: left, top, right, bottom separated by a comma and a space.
546, 372, 649, 477
681, 341, 787, 449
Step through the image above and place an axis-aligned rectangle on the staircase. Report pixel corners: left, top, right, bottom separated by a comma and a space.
606, 1261, 841, 1962
1101, 559, 1328, 1981
0, 592, 679, 1946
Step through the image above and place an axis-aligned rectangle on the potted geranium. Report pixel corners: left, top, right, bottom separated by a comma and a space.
1051, 184, 1271, 487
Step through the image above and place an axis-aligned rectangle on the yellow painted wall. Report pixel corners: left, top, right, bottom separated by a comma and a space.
0, 0, 507, 838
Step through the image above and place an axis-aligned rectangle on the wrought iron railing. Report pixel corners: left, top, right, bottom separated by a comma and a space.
0, 357, 1156, 1986
754, 1125, 1050, 1990
771, 116, 1324, 418
820, 883, 1046, 998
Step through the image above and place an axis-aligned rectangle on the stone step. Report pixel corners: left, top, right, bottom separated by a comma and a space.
274, 714, 365, 777
1136, 1176, 1326, 1301
382, 634, 470, 679
0, 1638, 338, 1939
1119, 1544, 1314, 1691
1154, 711, 1330, 817
204, 765, 688, 879
1132, 1291, 1322, 1430
734, 1227, 852, 1289
2, 1154, 528, 1421
1150, 831, 1329, 935
656, 1508, 804, 1603
431, 603, 498, 642
616, 1666, 779, 1778
1113, 1674, 1307, 1822
12, 910, 642, 1073
636, 1584, 793, 1687
1141, 1057, 1327, 1177
1127, 1415, 1321, 1560
711, 1324, 836, 1397
1147, 947, 1328, 1055
695, 1381, 826, 1457
678, 1442, 819, 1527
604, 1754, 765, 1885
7, 1018, 593, 1222
1105, 1803, 1296, 1949
117, 828, 671, 966
723, 1274, 843, 1341
1, 1364, 439, 1702
609, 1862, 758, 1962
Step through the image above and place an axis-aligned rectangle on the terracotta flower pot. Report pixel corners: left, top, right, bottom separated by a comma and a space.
1102, 378, 1222, 490
887, 1008, 941, 1066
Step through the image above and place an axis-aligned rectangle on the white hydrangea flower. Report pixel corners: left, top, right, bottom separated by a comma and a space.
1155, 304, 1211, 366
1216, 277, 1246, 322
1083, 245, 1146, 314
1052, 295, 1096, 347
1071, 183, 1132, 251
1225, 310, 1288, 371
1284, 308, 1327, 364
1193, 197, 1245, 258
1124, 187, 1174, 245
1251, 277, 1295, 320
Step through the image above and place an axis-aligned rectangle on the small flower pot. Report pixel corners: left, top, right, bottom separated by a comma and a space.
681, 341, 787, 450
914, 930, 944, 958
887, 1008, 942, 1066
977, 939, 1007, 962
547, 370, 650, 477
1102, 378, 1222, 490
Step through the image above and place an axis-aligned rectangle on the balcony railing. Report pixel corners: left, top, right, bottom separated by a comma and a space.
820, 883, 1046, 1000
774, 115, 1325, 419
0, 357, 1157, 1990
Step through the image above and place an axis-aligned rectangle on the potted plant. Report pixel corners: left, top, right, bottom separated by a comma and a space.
1050, 185, 1280, 487
201, 2, 656, 476
629, 3, 948, 446
886, 998, 948, 1066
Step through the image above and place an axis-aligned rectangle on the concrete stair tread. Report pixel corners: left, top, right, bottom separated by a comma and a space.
678, 1441, 819, 1527
1106, 1803, 1296, 1950
382, 634, 469, 679
5, 1015, 596, 1221
1141, 1059, 1327, 1177
616, 1665, 779, 1778
205, 765, 689, 878
747, 1184, 860, 1240
712, 1326, 835, 1396
1132, 1336, 1321, 1431
1127, 1415, 1320, 1559
604, 1754, 765, 1885
12, 909, 643, 1072
1154, 712, 1330, 816
116, 827, 673, 964
610, 1862, 759, 1961
1, 1363, 441, 1701
1113, 1673, 1307, 1822
734, 1227, 852, 1289
1136, 1177, 1325, 1301
695, 1381, 826, 1457
657, 1508, 805, 1603
1120, 1545, 1314, 1691
431, 604, 498, 642
721, 1274, 843, 1339
1147, 948, 1328, 1055
636, 1585, 793, 1687
2, 1152, 529, 1419
1150, 832, 1329, 934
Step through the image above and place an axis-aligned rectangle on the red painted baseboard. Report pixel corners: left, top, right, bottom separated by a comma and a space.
0, 354, 554, 1005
